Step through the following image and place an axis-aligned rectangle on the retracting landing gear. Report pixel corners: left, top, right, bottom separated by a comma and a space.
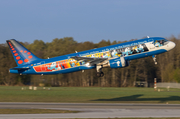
96, 65, 104, 77
152, 55, 157, 64
97, 72, 104, 77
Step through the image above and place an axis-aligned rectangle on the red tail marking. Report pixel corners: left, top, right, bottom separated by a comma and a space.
28, 55, 33, 59
20, 50, 23, 52
8, 42, 12, 46
12, 48, 14, 50
27, 52, 31, 55
18, 60, 23, 64
16, 56, 20, 60
14, 53, 18, 56
13, 51, 16, 53
24, 51, 27, 53
24, 59, 29, 62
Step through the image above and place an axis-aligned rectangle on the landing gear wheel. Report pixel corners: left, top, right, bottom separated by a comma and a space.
97, 72, 101, 77
152, 55, 157, 64
97, 72, 104, 77
100, 72, 104, 77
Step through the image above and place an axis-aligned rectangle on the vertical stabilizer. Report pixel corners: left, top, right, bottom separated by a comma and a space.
7, 39, 41, 66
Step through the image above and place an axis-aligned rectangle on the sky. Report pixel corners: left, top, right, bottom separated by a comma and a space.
0, 0, 180, 44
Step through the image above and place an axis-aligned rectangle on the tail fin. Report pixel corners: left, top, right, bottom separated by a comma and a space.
7, 39, 41, 66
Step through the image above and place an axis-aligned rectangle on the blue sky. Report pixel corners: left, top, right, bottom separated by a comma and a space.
0, 0, 180, 44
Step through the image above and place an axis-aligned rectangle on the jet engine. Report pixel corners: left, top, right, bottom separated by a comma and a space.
108, 57, 129, 68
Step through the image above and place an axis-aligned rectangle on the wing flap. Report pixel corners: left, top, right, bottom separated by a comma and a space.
71, 56, 108, 65
71, 56, 107, 60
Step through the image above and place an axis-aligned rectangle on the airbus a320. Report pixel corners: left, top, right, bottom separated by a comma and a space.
7, 37, 175, 77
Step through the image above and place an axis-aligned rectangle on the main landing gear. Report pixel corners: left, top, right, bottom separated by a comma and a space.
96, 65, 104, 77
97, 72, 104, 77
152, 55, 157, 64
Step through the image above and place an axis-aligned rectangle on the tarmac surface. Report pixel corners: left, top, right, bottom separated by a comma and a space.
1, 102, 180, 119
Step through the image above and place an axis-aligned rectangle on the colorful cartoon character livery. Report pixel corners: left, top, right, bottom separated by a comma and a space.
7, 37, 175, 77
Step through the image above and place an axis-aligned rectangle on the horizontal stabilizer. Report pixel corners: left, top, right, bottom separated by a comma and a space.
11, 67, 30, 70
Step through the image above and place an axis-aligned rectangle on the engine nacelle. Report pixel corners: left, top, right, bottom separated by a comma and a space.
109, 57, 129, 68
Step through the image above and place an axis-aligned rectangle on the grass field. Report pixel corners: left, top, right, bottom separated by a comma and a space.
0, 109, 78, 114
0, 86, 180, 103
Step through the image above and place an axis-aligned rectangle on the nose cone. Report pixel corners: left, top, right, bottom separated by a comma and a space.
170, 41, 176, 49
166, 41, 176, 51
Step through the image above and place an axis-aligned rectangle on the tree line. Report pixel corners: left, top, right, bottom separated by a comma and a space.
0, 36, 180, 87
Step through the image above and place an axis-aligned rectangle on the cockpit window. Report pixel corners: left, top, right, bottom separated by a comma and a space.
154, 39, 168, 47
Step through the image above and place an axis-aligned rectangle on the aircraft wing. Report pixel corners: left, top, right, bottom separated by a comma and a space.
71, 56, 108, 65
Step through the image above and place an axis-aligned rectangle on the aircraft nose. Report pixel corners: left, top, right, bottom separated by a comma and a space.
167, 41, 176, 51
170, 41, 176, 49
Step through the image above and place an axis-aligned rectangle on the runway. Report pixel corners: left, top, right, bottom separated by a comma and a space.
1, 102, 180, 119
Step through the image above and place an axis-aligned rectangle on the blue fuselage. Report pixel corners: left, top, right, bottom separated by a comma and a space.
9, 37, 175, 75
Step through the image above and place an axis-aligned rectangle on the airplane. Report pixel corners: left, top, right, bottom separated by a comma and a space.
7, 37, 175, 77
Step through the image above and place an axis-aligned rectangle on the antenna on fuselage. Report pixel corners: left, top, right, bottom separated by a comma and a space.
147, 36, 150, 38
75, 51, 78, 53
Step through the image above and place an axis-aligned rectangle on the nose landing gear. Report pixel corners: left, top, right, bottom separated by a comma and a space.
152, 55, 157, 64
96, 65, 104, 77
